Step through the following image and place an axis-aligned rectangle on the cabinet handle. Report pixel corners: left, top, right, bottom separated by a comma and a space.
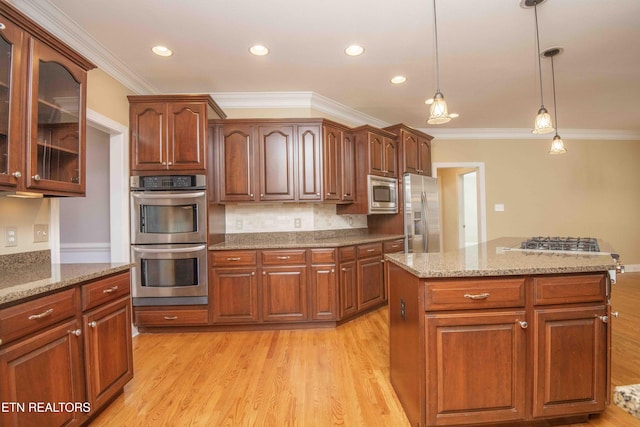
463, 293, 490, 300
366, 248, 375, 252
88, 321, 97, 328
276, 256, 290, 260
227, 257, 241, 261
391, 244, 399, 248
11, 171, 21, 178
598, 315, 609, 323
326, 193, 331, 196
28, 308, 53, 320
0, 338, 3, 345
69, 329, 82, 336
163, 316, 179, 320
519, 321, 528, 329
102, 285, 119, 294
341, 267, 347, 272
31, 174, 41, 181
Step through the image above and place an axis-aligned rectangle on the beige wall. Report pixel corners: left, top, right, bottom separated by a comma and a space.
432, 138, 640, 264
0, 198, 50, 255
86, 68, 133, 126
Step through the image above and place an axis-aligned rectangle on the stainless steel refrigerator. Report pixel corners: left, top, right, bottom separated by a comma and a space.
403, 173, 441, 253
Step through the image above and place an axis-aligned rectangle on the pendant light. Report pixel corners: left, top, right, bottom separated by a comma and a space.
544, 48, 567, 154
527, 0, 554, 134
427, 0, 457, 124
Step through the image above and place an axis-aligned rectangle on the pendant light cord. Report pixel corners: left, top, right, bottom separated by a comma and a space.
433, 0, 441, 92
550, 54, 559, 135
534, 2, 545, 108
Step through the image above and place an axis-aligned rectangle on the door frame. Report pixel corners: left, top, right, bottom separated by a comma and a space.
433, 162, 487, 245
50, 109, 129, 263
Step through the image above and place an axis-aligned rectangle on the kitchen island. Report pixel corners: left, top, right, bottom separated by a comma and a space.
385, 237, 617, 427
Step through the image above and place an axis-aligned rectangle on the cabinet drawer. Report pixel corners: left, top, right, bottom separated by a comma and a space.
134, 307, 209, 326
383, 239, 404, 253
0, 288, 78, 345
339, 246, 356, 262
533, 274, 606, 305
211, 250, 257, 267
82, 271, 131, 311
261, 250, 306, 265
425, 278, 526, 311
310, 248, 336, 264
357, 243, 383, 258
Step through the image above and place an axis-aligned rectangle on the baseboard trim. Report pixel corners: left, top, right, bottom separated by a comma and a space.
60, 242, 111, 263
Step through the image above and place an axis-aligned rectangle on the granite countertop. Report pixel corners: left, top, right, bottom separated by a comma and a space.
0, 262, 133, 306
385, 237, 617, 278
209, 230, 404, 250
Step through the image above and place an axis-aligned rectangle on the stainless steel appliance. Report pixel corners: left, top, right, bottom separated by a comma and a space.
130, 175, 208, 306
403, 173, 441, 253
367, 175, 398, 214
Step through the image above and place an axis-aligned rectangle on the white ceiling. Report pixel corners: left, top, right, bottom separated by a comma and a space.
9, 0, 640, 137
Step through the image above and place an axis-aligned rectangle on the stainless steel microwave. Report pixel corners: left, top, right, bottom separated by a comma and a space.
367, 175, 398, 214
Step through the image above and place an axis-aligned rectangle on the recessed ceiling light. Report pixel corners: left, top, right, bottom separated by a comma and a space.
344, 45, 364, 56
390, 76, 407, 84
151, 45, 173, 57
249, 45, 269, 56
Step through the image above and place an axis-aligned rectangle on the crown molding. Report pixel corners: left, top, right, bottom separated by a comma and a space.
211, 91, 390, 128
419, 128, 640, 141
5, 0, 158, 94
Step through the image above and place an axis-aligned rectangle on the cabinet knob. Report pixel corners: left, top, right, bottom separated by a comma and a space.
69, 329, 82, 336
519, 321, 528, 329
32, 174, 41, 181
326, 193, 331, 196
331, 268, 335, 273
88, 321, 97, 328
380, 259, 385, 263
316, 192, 320, 196
168, 162, 173, 166
11, 171, 21, 178
599, 315, 609, 323
162, 162, 167, 165
250, 193, 254, 198
260, 194, 264, 198
612, 311, 619, 318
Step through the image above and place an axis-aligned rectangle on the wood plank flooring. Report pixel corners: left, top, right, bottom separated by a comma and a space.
90, 273, 640, 426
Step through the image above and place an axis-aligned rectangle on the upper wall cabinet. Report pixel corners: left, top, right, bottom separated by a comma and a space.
129, 95, 226, 174
352, 125, 398, 179
210, 118, 353, 204
384, 123, 433, 177
0, 2, 95, 196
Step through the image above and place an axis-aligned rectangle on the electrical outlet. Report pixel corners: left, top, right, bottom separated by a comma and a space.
235, 219, 243, 230
34, 224, 49, 243
5, 226, 17, 247
294, 218, 301, 228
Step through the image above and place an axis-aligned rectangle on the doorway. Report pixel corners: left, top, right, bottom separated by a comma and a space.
459, 170, 479, 248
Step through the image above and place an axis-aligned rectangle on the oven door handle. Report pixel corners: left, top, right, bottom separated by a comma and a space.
131, 191, 206, 199
132, 244, 206, 253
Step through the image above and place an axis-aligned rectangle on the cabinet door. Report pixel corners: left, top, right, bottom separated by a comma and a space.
167, 102, 207, 171
310, 265, 337, 321
383, 137, 398, 178
27, 39, 86, 195
341, 132, 355, 202
418, 136, 432, 176
211, 267, 259, 323
297, 125, 322, 201
0, 320, 85, 427
402, 132, 421, 175
339, 261, 358, 319
262, 266, 307, 322
0, 18, 25, 190
322, 124, 342, 201
83, 296, 133, 413
368, 134, 385, 176
219, 124, 256, 202
130, 102, 166, 171
258, 125, 295, 201
357, 256, 385, 311
533, 306, 607, 418
425, 311, 527, 426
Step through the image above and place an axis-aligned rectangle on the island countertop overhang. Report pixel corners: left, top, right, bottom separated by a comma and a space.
384, 237, 617, 279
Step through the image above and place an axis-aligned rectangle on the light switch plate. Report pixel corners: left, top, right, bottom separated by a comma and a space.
494, 204, 505, 212
34, 224, 49, 243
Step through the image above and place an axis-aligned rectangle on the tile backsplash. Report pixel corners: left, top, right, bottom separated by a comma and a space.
225, 203, 367, 234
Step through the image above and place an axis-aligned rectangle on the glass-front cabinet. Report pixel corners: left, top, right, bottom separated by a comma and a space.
0, 3, 94, 196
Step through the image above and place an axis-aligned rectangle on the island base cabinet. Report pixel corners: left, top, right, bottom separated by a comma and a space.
425, 311, 527, 426
83, 296, 133, 413
0, 319, 85, 427
532, 306, 608, 418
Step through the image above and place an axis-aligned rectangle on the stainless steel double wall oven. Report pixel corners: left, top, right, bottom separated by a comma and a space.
130, 175, 208, 306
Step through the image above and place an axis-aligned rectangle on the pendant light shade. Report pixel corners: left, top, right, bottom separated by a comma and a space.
544, 47, 567, 155
528, 0, 555, 134
549, 134, 567, 154
427, 0, 457, 124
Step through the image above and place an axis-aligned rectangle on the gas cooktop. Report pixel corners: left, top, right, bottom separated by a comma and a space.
520, 237, 600, 252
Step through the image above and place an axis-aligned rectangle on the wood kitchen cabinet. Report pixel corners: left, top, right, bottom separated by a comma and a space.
309, 249, 338, 321
258, 124, 296, 201
338, 246, 358, 319
210, 250, 259, 323
384, 123, 433, 176
356, 243, 385, 311
129, 94, 225, 173
261, 250, 308, 322
323, 123, 354, 203
0, 3, 95, 196
351, 125, 398, 178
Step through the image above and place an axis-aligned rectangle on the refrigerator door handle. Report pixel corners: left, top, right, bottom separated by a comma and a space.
421, 192, 429, 253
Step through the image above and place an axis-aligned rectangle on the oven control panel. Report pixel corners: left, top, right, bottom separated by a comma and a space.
131, 175, 206, 190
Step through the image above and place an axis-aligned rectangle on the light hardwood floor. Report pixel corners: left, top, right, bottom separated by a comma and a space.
90, 273, 640, 426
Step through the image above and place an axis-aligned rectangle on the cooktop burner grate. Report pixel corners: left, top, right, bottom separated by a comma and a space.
520, 237, 600, 252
